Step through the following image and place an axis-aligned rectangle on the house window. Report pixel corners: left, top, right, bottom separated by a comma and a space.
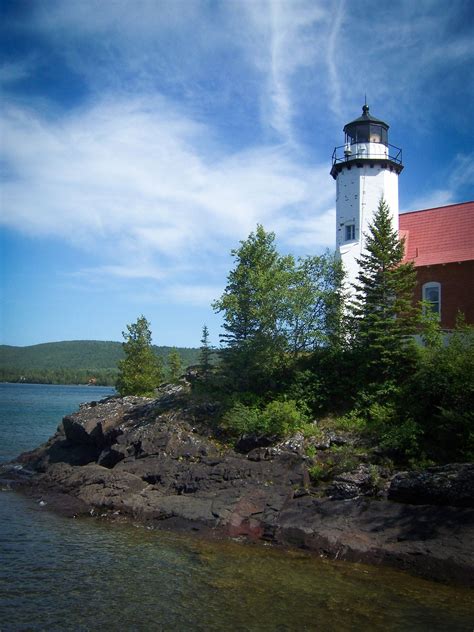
345, 224, 355, 241
422, 282, 441, 317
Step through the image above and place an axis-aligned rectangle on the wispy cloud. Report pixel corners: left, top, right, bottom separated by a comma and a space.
403, 151, 474, 212
1, 94, 333, 290
326, 0, 344, 119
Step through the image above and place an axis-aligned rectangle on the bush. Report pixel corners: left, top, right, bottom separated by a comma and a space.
221, 398, 307, 440
402, 324, 474, 461
308, 462, 329, 483
260, 399, 308, 437
378, 418, 422, 460
221, 402, 261, 436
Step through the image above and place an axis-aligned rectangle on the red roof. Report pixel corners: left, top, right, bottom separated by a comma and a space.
399, 201, 474, 267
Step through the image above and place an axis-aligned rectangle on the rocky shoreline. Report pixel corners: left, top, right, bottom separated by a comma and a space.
2, 384, 473, 586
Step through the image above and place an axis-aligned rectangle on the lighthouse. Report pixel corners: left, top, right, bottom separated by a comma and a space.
331, 104, 403, 294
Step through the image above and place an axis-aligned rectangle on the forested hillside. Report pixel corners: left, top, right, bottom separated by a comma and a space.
0, 340, 200, 386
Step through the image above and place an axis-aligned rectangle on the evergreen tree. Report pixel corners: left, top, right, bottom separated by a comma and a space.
199, 325, 213, 375
116, 316, 162, 396
167, 348, 182, 383
351, 198, 418, 382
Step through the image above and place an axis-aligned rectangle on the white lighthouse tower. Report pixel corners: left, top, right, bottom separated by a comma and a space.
331, 104, 403, 294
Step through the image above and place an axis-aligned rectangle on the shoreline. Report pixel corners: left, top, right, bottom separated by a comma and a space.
2, 387, 473, 588
6, 479, 474, 588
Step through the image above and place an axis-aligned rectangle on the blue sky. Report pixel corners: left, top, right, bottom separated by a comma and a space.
1, 0, 473, 347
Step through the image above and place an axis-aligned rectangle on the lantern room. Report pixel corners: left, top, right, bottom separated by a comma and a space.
343, 104, 389, 145
331, 104, 403, 180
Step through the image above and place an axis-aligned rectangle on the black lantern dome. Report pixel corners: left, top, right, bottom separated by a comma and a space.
343, 104, 389, 146
330, 104, 403, 179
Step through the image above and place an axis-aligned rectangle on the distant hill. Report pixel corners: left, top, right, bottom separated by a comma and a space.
0, 340, 201, 386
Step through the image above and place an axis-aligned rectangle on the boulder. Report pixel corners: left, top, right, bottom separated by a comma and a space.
388, 463, 474, 508
326, 464, 382, 500
62, 396, 155, 448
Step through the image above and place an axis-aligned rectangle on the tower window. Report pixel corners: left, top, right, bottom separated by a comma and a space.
422, 282, 441, 317
345, 224, 355, 241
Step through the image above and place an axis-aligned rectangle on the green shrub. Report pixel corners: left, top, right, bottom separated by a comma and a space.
318, 411, 367, 434
379, 418, 422, 459
300, 423, 324, 440
402, 323, 474, 461
260, 399, 308, 437
221, 402, 261, 436
308, 462, 329, 483
221, 398, 307, 439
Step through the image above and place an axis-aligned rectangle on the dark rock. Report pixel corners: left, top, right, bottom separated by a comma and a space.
388, 463, 474, 508
235, 434, 275, 454
326, 464, 381, 500
62, 396, 153, 448
97, 445, 128, 468
5, 390, 474, 587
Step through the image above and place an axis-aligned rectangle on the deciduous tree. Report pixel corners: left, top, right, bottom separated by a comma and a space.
213, 225, 344, 392
213, 225, 292, 391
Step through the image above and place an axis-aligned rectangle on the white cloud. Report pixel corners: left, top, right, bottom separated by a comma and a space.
235, 1, 329, 142
326, 0, 345, 119
1, 94, 334, 287
402, 190, 454, 213
403, 151, 474, 212
163, 283, 223, 307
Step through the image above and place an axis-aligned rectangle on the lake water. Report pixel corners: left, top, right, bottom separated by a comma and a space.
0, 383, 473, 631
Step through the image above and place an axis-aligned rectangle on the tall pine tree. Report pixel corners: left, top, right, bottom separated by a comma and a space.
167, 348, 183, 383
199, 324, 213, 376
351, 199, 418, 383
116, 316, 162, 396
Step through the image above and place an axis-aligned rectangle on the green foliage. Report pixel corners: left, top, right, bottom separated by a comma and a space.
322, 411, 367, 433
419, 304, 443, 349
116, 316, 163, 397
0, 340, 125, 371
213, 225, 293, 391
403, 323, 474, 461
199, 324, 213, 375
378, 418, 422, 459
351, 198, 419, 383
307, 445, 363, 484
260, 399, 308, 437
167, 348, 183, 383
0, 367, 118, 386
0, 340, 200, 386
213, 225, 343, 394
281, 346, 363, 417
284, 252, 345, 352
221, 402, 262, 437
307, 462, 328, 483
221, 398, 307, 439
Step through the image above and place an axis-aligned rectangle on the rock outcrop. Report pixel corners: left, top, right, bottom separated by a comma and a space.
3, 386, 473, 587
388, 464, 474, 507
